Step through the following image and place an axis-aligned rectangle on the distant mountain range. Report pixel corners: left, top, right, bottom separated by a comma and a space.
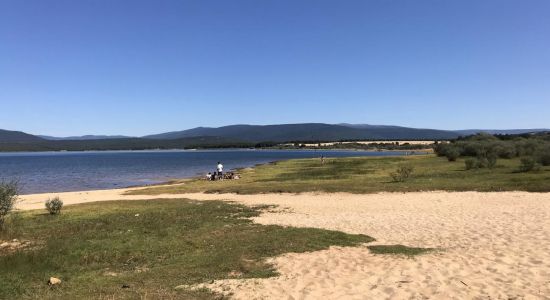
0, 134, 243, 152
143, 123, 461, 141
0, 129, 46, 143
38, 135, 132, 141
454, 129, 550, 135
1, 124, 548, 151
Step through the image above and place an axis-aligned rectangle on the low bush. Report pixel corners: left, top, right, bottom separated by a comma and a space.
464, 154, 497, 170
519, 157, 541, 172
486, 153, 498, 169
539, 153, 550, 166
462, 142, 485, 157
390, 165, 414, 182
434, 143, 450, 157
441, 134, 549, 163
516, 139, 542, 156
536, 146, 550, 166
477, 156, 490, 168
495, 143, 517, 158
45, 197, 64, 215
0, 180, 19, 229
465, 158, 478, 170
445, 147, 461, 162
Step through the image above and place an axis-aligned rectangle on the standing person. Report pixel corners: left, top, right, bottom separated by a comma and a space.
217, 161, 224, 179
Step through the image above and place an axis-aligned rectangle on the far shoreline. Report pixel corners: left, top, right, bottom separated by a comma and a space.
13, 151, 430, 195
0, 147, 433, 154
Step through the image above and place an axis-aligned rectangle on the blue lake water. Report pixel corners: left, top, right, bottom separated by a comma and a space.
0, 149, 417, 194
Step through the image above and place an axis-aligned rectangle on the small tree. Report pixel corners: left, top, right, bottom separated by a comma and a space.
445, 147, 461, 162
390, 166, 414, 182
536, 146, 550, 166
476, 156, 489, 168
0, 180, 19, 229
45, 197, 64, 215
486, 152, 498, 169
519, 157, 541, 172
465, 158, 478, 170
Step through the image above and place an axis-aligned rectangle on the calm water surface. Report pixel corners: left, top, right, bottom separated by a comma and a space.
0, 149, 415, 194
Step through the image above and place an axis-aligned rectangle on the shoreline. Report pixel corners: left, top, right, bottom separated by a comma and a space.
16, 186, 550, 211
15, 188, 550, 299
14, 187, 550, 299
12, 151, 432, 195
0, 147, 432, 154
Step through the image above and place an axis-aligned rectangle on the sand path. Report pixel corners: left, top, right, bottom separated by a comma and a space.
18, 189, 550, 299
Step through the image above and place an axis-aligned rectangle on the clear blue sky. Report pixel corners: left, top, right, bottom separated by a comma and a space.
1, 0, 549, 136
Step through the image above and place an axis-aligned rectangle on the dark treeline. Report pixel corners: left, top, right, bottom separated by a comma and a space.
0, 136, 441, 152
3, 132, 548, 155
435, 132, 550, 170
274, 142, 432, 151
0, 137, 254, 152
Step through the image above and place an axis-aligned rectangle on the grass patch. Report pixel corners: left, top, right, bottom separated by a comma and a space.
0, 199, 373, 299
129, 155, 550, 195
367, 245, 434, 256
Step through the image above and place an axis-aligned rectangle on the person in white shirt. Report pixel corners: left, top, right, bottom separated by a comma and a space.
217, 162, 224, 179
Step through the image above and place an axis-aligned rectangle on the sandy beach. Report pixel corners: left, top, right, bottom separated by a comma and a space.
17, 189, 550, 299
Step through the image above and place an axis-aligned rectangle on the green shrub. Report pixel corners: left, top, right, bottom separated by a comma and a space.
445, 147, 461, 162
539, 153, 550, 166
0, 180, 19, 229
465, 158, 478, 170
517, 140, 541, 156
476, 156, 489, 168
434, 143, 450, 157
536, 146, 550, 166
519, 157, 541, 172
45, 197, 64, 215
486, 153, 498, 169
464, 154, 496, 170
495, 143, 517, 158
462, 142, 484, 157
390, 166, 414, 182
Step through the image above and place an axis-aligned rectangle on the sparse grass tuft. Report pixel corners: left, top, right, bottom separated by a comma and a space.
390, 165, 414, 182
367, 245, 434, 256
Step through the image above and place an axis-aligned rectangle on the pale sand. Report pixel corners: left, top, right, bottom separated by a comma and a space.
17, 189, 550, 299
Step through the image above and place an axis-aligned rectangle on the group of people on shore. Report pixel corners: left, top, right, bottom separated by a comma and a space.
205, 162, 223, 181
205, 162, 240, 181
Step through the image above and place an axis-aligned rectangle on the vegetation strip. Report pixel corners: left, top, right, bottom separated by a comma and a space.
367, 245, 435, 256
129, 154, 550, 195
0, 199, 372, 299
